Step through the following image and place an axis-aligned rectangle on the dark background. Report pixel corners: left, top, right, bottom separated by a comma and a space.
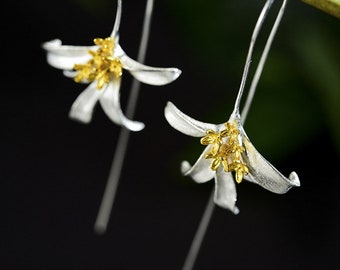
3, 0, 339, 269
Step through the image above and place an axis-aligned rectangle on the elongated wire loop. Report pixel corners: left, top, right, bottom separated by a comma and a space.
241, 0, 287, 121
233, 0, 274, 113
182, 1, 288, 269
94, 0, 155, 234
110, 0, 122, 37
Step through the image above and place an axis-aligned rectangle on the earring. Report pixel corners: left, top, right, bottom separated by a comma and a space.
164, 1, 300, 269
42, 0, 181, 234
42, 0, 181, 132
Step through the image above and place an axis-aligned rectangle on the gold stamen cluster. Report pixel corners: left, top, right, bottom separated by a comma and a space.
73, 37, 123, 90
200, 122, 249, 183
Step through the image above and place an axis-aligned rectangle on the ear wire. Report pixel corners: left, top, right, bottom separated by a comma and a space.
241, 0, 287, 122
94, 0, 155, 235
182, 1, 288, 269
233, 0, 274, 114
110, 0, 122, 38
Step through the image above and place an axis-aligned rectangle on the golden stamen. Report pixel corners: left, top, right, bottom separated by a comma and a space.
200, 121, 249, 183
73, 37, 123, 90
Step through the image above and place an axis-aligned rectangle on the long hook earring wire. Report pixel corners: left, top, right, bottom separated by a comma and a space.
182, 0, 287, 269
94, 0, 155, 234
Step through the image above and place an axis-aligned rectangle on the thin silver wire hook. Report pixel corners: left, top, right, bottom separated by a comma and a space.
110, 0, 122, 37
94, 0, 155, 234
182, 1, 288, 269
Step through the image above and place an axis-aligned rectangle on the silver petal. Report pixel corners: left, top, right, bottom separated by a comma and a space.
164, 102, 217, 137
99, 79, 145, 131
69, 81, 102, 123
214, 168, 240, 214
241, 129, 300, 194
115, 45, 181, 85
181, 146, 215, 183
42, 39, 96, 70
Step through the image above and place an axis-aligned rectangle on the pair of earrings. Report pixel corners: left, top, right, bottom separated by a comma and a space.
42, 0, 300, 236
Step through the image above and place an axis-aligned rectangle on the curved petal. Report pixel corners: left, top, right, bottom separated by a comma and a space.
42, 39, 96, 70
99, 78, 145, 132
69, 82, 101, 123
63, 70, 77, 78
241, 129, 300, 194
181, 146, 215, 183
129, 69, 182, 86
62, 70, 90, 84
115, 45, 181, 85
164, 102, 218, 137
214, 168, 240, 214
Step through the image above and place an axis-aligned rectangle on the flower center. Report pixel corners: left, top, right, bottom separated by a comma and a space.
73, 37, 123, 90
200, 122, 249, 183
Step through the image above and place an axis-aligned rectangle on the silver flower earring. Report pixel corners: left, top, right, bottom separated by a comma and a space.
164, 0, 300, 269
42, 0, 181, 234
43, 0, 181, 131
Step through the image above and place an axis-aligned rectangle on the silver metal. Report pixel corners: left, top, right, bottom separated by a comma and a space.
181, 1, 289, 269
94, 0, 155, 234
